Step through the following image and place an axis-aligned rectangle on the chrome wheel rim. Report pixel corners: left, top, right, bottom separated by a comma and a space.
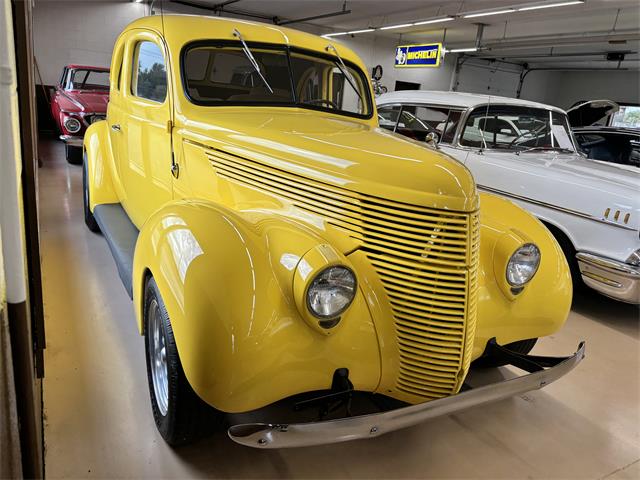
149, 299, 169, 416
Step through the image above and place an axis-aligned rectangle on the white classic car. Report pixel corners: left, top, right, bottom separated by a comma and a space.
377, 91, 640, 303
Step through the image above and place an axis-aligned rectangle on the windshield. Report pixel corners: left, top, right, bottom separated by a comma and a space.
182, 43, 372, 118
66, 69, 110, 91
610, 105, 640, 129
460, 105, 576, 152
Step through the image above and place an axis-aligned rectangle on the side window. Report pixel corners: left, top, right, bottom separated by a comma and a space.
59, 67, 67, 87
132, 41, 167, 103
441, 110, 462, 144
405, 106, 449, 135
393, 105, 447, 142
377, 105, 401, 131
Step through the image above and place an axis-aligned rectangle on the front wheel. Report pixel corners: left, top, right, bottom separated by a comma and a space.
65, 144, 83, 164
144, 277, 223, 446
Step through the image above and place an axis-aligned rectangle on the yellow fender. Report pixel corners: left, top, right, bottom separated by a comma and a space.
131, 201, 381, 413
473, 193, 573, 358
83, 121, 118, 210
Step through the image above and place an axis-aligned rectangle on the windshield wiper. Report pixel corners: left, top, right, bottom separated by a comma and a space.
517, 146, 574, 154
325, 44, 364, 105
233, 29, 274, 94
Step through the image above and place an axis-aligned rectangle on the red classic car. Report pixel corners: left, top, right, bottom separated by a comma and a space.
50, 64, 110, 164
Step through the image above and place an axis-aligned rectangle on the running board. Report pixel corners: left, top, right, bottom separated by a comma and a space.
93, 204, 139, 299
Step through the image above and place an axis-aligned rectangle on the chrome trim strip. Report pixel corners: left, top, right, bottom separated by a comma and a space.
228, 342, 585, 448
576, 252, 640, 278
477, 184, 637, 231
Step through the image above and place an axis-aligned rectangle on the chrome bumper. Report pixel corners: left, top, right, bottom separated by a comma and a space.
59, 135, 83, 147
577, 252, 640, 304
228, 342, 585, 449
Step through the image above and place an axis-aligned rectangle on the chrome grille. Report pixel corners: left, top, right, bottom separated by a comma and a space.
206, 147, 480, 400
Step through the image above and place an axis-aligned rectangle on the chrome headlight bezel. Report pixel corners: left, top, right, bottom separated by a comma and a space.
306, 265, 357, 324
506, 243, 541, 287
63, 116, 82, 134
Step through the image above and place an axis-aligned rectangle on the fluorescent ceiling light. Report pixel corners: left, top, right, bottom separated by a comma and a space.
518, 1, 584, 11
322, 32, 349, 37
348, 28, 375, 34
380, 23, 414, 30
413, 17, 455, 26
449, 47, 478, 53
463, 9, 515, 18
133, 0, 144, 3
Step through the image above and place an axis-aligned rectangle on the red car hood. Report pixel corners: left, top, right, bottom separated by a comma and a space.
60, 90, 109, 113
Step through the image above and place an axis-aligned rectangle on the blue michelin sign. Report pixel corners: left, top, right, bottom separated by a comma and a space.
395, 43, 442, 68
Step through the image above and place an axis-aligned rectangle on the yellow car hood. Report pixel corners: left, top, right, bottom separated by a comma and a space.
182, 108, 479, 212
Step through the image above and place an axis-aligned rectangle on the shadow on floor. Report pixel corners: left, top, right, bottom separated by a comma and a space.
572, 287, 639, 339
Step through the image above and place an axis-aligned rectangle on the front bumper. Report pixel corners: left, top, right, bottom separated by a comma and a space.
576, 252, 640, 304
228, 341, 585, 448
59, 135, 83, 147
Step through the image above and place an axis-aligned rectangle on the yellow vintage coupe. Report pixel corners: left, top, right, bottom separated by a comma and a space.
83, 15, 584, 448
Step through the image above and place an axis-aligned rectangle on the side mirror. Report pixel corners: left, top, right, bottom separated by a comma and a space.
372, 64, 383, 81
425, 131, 439, 147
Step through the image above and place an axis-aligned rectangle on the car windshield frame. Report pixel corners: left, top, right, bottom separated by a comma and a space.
458, 104, 578, 153
65, 68, 110, 91
179, 40, 374, 120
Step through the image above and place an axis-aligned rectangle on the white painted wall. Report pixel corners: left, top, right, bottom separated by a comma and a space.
545, 71, 640, 109
33, 0, 149, 85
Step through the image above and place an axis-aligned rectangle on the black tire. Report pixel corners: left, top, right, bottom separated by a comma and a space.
473, 338, 538, 368
82, 156, 100, 233
144, 277, 223, 446
65, 144, 83, 165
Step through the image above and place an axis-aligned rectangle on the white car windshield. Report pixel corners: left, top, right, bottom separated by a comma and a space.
460, 105, 576, 152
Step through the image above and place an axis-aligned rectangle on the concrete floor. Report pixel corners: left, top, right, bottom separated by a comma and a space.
39, 138, 640, 479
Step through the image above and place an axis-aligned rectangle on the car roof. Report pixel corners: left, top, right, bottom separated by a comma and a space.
123, 15, 362, 66
66, 64, 109, 71
377, 90, 565, 113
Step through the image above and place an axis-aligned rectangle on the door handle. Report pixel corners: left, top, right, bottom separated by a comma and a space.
111, 123, 121, 132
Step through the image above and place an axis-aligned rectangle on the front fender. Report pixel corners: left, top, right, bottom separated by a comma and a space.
132, 201, 381, 413
474, 193, 573, 359
83, 121, 118, 210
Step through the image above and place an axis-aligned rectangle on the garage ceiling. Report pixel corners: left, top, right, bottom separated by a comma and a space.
165, 0, 640, 70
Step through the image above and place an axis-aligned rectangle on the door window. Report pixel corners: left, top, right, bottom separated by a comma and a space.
392, 106, 447, 142
132, 41, 167, 103
441, 110, 462, 144
377, 105, 401, 131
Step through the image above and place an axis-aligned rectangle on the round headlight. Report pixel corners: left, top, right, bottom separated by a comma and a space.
307, 266, 356, 322
506, 243, 541, 287
64, 116, 82, 134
